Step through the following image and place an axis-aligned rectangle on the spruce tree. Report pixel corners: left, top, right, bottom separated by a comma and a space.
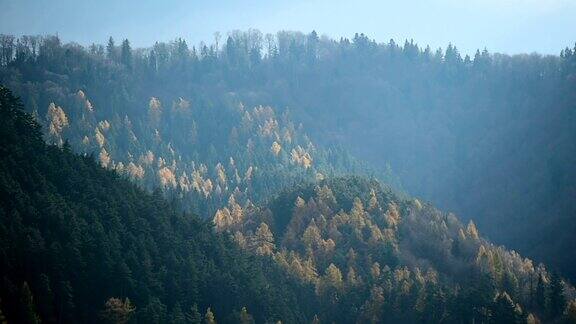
20, 282, 40, 324
548, 272, 566, 318
120, 39, 132, 68
107, 36, 116, 60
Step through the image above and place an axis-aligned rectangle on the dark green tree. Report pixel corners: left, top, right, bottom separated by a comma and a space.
107, 36, 116, 60
548, 272, 566, 318
186, 304, 202, 324
20, 282, 40, 324
120, 39, 132, 68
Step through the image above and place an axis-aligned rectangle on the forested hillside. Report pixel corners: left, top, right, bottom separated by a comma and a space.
2, 84, 576, 323
0, 33, 389, 220
0, 86, 315, 323
214, 176, 576, 323
0, 32, 574, 281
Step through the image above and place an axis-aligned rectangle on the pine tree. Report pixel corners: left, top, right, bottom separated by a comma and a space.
171, 303, 186, 324
536, 273, 546, 311
186, 304, 202, 324
120, 39, 132, 68
37, 273, 55, 322
491, 292, 520, 324
548, 272, 566, 318
107, 36, 116, 60
20, 282, 40, 324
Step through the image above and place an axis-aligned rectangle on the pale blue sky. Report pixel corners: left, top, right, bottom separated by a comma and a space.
0, 0, 575, 55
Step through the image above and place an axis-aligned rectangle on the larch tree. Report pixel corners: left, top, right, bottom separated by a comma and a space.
45, 103, 69, 146
384, 202, 401, 228
566, 300, 576, 323
239, 307, 255, 324
271, 141, 282, 156
526, 313, 541, 324
466, 221, 480, 240
324, 263, 344, 290
101, 297, 136, 324
371, 262, 381, 280
253, 222, 276, 256
204, 307, 216, 324
148, 97, 162, 127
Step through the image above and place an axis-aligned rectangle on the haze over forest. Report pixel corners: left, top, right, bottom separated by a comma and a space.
2, 0, 576, 54
1, 1, 576, 323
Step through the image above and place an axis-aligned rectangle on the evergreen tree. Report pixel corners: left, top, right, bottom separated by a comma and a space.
120, 39, 132, 68
171, 303, 187, 324
548, 272, 566, 318
20, 282, 40, 324
186, 304, 202, 324
536, 274, 546, 311
107, 36, 116, 60
491, 292, 520, 324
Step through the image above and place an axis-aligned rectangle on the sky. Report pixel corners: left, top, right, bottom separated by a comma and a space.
0, 0, 575, 55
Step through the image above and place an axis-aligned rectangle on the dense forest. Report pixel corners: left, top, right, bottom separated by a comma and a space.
0, 32, 574, 283
214, 175, 576, 323
2, 84, 576, 323
0, 86, 314, 323
0, 29, 575, 324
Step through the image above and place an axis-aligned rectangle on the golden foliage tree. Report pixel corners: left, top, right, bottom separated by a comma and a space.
102, 297, 136, 324
253, 222, 276, 256
204, 307, 216, 324
239, 307, 255, 324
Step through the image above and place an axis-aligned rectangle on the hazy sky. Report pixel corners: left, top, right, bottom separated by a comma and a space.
1, 0, 575, 55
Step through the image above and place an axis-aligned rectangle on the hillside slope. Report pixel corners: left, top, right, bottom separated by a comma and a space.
0, 85, 575, 323
0, 86, 314, 323
0, 33, 574, 280
215, 176, 576, 323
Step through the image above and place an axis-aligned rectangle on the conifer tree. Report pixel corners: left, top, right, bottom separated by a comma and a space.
548, 272, 566, 318
187, 304, 202, 324
253, 222, 276, 256
0, 298, 7, 324
20, 282, 40, 324
566, 300, 576, 324
536, 273, 546, 311
239, 307, 255, 324
120, 39, 132, 68
491, 292, 519, 324
107, 36, 116, 60
102, 297, 136, 324
205, 307, 216, 324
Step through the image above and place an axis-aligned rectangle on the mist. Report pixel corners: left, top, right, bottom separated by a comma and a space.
1, 0, 575, 55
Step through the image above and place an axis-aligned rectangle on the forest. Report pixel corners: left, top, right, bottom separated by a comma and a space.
0, 28, 575, 323
0, 32, 575, 281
